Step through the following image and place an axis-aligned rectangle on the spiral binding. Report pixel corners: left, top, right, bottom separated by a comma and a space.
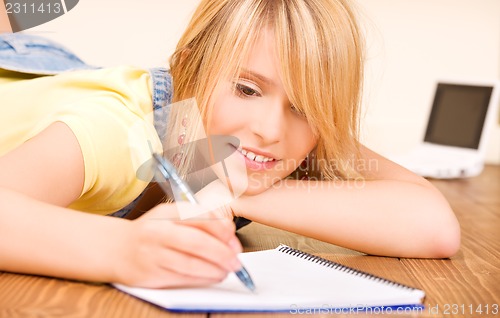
277, 245, 417, 291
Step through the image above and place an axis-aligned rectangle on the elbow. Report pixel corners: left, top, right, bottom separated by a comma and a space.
424, 194, 461, 259
428, 217, 461, 258
373, 178, 463, 259
405, 184, 461, 259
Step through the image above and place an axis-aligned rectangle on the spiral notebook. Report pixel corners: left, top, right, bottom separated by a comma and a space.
114, 245, 425, 312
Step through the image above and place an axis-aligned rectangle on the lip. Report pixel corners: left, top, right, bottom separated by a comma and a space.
233, 145, 280, 171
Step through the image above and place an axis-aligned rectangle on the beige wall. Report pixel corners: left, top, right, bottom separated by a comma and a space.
27, 0, 200, 68
358, 0, 500, 164
26, 0, 500, 163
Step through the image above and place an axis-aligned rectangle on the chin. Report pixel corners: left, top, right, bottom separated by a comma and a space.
213, 170, 278, 197
210, 152, 289, 198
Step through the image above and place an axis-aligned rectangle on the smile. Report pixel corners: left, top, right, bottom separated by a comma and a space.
236, 146, 277, 163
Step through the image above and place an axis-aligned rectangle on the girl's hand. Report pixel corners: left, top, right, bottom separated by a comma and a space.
112, 202, 242, 288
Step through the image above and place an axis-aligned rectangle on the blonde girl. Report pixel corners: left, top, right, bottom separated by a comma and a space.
164, 0, 460, 257
0, 0, 460, 289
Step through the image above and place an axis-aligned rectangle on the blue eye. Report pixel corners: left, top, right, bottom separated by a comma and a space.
235, 83, 260, 97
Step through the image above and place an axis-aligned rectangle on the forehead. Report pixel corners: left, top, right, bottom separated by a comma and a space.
239, 28, 281, 84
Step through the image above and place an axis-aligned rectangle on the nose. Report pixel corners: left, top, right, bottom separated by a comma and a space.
250, 98, 287, 144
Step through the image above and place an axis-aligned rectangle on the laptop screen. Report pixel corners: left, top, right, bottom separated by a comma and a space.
424, 83, 493, 149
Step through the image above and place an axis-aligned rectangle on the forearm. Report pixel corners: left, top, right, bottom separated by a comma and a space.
234, 179, 460, 258
0, 187, 129, 282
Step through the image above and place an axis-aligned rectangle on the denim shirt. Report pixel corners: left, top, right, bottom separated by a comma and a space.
0, 33, 98, 74
0, 33, 172, 217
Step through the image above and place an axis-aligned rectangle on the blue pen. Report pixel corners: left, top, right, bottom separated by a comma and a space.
152, 153, 256, 292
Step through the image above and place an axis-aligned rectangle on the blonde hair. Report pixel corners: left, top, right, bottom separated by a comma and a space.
170, 0, 365, 180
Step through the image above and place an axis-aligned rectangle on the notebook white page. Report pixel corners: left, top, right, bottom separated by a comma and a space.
114, 245, 425, 312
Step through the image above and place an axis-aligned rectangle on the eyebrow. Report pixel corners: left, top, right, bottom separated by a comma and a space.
239, 68, 277, 87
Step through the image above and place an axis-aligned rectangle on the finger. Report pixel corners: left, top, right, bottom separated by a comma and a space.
145, 203, 239, 248
143, 270, 226, 289
147, 202, 222, 221
155, 246, 229, 282
157, 273, 225, 289
162, 221, 242, 272
142, 203, 242, 256
139, 202, 181, 221
179, 216, 240, 251
134, 264, 227, 289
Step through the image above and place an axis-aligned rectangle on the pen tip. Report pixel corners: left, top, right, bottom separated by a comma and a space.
247, 282, 256, 293
235, 267, 256, 293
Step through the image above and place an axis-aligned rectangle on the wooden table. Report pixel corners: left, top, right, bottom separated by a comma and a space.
1, 165, 499, 318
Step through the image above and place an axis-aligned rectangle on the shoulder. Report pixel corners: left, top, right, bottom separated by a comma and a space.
60, 66, 154, 96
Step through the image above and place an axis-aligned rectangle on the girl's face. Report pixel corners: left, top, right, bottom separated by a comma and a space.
207, 28, 317, 196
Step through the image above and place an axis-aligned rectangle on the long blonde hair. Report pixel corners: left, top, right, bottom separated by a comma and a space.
170, 0, 365, 180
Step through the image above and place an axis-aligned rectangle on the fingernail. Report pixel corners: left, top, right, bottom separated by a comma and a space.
230, 258, 242, 271
228, 237, 242, 253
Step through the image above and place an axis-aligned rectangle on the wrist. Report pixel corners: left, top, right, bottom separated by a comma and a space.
231, 185, 276, 222
104, 218, 135, 284
231, 194, 249, 219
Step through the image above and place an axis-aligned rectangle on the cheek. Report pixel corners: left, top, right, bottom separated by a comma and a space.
263, 121, 315, 180
287, 120, 317, 158
207, 94, 244, 136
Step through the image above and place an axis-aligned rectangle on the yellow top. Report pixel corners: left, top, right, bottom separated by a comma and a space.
0, 66, 163, 215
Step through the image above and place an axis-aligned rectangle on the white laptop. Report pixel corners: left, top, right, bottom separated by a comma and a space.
393, 79, 500, 179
